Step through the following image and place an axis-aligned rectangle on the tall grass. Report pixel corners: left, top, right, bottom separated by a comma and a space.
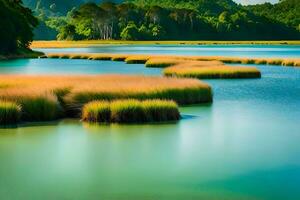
0, 75, 212, 121
82, 99, 180, 123
145, 58, 185, 68
82, 101, 111, 123
125, 56, 151, 64
0, 101, 21, 125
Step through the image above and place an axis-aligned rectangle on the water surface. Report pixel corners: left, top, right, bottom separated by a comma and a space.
1, 61, 300, 199
34, 44, 300, 58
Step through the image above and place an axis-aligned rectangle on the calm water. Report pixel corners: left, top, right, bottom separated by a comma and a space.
0, 59, 161, 75
34, 44, 300, 58
1, 51, 300, 199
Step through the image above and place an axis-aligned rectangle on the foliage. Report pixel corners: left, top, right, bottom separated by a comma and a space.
0, 0, 38, 55
25, 0, 300, 40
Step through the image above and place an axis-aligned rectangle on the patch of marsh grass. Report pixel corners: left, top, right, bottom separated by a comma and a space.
164, 64, 261, 79
0, 101, 21, 125
82, 99, 180, 123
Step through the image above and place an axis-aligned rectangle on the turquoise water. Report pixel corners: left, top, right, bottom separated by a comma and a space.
34, 44, 300, 58
0, 59, 161, 75
1, 55, 300, 199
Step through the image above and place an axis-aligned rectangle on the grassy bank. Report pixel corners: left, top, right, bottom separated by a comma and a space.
82, 99, 180, 124
0, 75, 212, 124
45, 53, 300, 67
31, 40, 300, 48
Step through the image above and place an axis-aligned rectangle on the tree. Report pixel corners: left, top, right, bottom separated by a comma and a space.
0, 0, 38, 54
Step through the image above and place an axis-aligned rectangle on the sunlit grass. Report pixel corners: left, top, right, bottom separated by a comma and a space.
45, 53, 299, 67
145, 58, 185, 68
0, 101, 21, 125
82, 99, 180, 123
0, 75, 212, 122
125, 55, 152, 64
164, 63, 261, 79
82, 101, 111, 123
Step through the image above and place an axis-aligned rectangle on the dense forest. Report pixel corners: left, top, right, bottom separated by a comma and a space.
0, 0, 37, 55
25, 0, 300, 40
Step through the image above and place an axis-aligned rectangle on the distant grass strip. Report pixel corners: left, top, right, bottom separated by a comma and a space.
164, 64, 261, 79
31, 40, 300, 49
82, 99, 180, 124
45, 53, 300, 67
0, 101, 21, 126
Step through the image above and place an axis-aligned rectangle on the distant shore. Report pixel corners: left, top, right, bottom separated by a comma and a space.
31, 40, 300, 49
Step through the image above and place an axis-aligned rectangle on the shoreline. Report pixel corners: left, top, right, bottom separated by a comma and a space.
0, 49, 44, 60
31, 40, 300, 48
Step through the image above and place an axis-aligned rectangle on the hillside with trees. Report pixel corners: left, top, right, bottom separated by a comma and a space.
0, 0, 38, 56
246, 0, 299, 31
24, 0, 300, 40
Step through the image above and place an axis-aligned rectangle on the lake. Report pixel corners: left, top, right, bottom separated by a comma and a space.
0, 46, 300, 199
34, 44, 300, 58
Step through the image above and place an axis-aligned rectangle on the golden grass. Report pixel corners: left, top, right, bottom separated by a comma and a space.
31, 40, 300, 49
125, 55, 152, 64
145, 58, 186, 68
44, 53, 300, 67
164, 62, 261, 79
0, 75, 212, 121
83, 99, 180, 123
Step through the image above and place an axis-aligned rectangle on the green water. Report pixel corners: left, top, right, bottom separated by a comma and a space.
1, 59, 300, 199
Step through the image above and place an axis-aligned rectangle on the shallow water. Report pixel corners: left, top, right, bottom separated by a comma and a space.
34, 44, 300, 58
0, 59, 161, 75
1, 56, 300, 199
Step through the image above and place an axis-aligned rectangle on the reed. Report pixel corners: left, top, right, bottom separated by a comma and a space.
125, 55, 152, 64
0, 90, 61, 121
111, 54, 130, 61
82, 99, 180, 123
0, 101, 21, 125
145, 58, 185, 68
0, 75, 212, 121
44, 53, 300, 67
82, 101, 111, 123
142, 100, 180, 122
88, 54, 113, 60
110, 99, 145, 123
164, 64, 261, 79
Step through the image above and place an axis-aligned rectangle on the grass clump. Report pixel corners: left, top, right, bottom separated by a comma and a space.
110, 99, 145, 123
145, 58, 184, 68
125, 56, 151, 64
88, 54, 112, 60
164, 64, 261, 79
111, 54, 130, 61
142, 100, 180, 122
0, 101, 21, 125
82, 99, 180, 124
82, 101, 111, 123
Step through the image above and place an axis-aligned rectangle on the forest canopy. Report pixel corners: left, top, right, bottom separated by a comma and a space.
0, 0, 38, 55
27, 0, 300, 40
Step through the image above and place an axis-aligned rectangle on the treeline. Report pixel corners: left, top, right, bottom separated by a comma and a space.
246, 0, 299, 31
31, 0, 300, 40
0, 0, 37, 55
